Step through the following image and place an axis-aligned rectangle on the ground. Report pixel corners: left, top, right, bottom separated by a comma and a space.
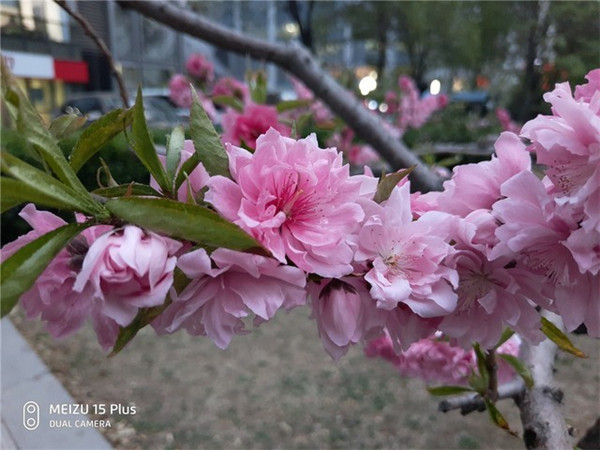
9, 306, 600, 450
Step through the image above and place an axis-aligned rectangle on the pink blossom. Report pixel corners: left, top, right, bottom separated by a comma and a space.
74, 226, 182, 327
496, 107, 520, 134
438, 214, 545, 349
308, 277, 384, 359
355, 183, 459, 317
574, 69, 600, 103
152, 248, 306, 349
206, 129, 372, 277
212, 77, 250, 103
185, 53, 214, 84
289, 77, 333, 124
169, 74, 193, 108
521, 76, 600, 202
491, 171, 599, 335
365, 332, 520, 386
150, 140, 210, 202
221, 103, 290, 149
1, 205, 119, 350
433, 132, 531, 217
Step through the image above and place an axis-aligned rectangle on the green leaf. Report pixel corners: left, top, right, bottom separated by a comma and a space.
494, 328, 515, 349
276, 99, 312, 113
105, 197, 264, 252
540, 316, 587, 358
190, 87, 230, 178
1, 223, 90, 317
174, 151, 201, 193
497, 354, 534, 389
212, 95, 244, 112
373, 166, 416, 203
473, 343, 490, 386
166, 126, 185, 184
248, 71, 268, 104
1, 177, 74, 213
484, 399, 518, 436
92, 183, 163, 199
1, 152, 108, 217
427, 385, 475, 396
49, 114, 88, 141
1, 58, 89, 195
69, 108, 133, 173
131, 88, 170, 193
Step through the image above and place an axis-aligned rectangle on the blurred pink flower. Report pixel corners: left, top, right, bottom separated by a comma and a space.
221, 103, 290, 149
169, 74, 193, 108
207, 129, 370, 277
355, 183, 459, 317
496, 107, 520, 134
74, 226, 182, 327
152, 248, 306, 349
574, 68, 600, 103
365, 332, 521, 386
185, 53, 214, 84
309, 277, 384, 359
212, 77, 250, 103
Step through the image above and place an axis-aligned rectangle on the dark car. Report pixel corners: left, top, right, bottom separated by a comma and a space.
57, 92, 182, 128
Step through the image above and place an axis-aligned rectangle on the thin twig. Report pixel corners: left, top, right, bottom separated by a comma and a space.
116, 0, 442, 193
438, 378, 525, 415
55, 0, 129, 108
486, 349, 499, 403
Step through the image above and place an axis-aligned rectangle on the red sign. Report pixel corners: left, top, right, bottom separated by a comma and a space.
53, 60, 89, 84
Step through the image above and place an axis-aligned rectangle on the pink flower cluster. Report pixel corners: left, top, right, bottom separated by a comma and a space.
385, 75, 448, 133
365, 332, 520, 386
186, 53, 214, 85
3, 69, 598, 370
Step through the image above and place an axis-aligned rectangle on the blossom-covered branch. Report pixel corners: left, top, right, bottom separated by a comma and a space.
116, 0, 442, 193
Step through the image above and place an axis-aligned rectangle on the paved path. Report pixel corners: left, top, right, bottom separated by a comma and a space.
1, 318, 112, 450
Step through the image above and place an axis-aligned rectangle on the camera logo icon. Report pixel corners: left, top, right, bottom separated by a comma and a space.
23, 401, 39, 431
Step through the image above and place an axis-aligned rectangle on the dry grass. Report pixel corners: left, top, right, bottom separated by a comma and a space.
10, 306, 600, 450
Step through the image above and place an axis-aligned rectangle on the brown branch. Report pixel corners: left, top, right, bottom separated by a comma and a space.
55, 0, 129, 108
486, 349, 499, 403
116, 0, 442, 193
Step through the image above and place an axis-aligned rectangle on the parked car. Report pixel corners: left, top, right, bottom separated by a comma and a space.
57, 91, 183, 129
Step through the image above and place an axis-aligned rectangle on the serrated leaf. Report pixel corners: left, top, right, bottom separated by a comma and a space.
166, 126, 185, 185
190, 87, 230, 178
1, 58, 89, 194
92, 183, 163, 199
1, 152, 108, 217
69, 108, 133, 172
1, 223, 90, 317
212, 95, 244, 112
484, 399, 518, 436
49, 114, 88, 141
276, 99, 312, 113
540, 316, 587, 358
105, 197, 264, 252
131, 88, 170, 193
373, 166, 416, 203
426, 385, 475, 396
497, 354, 534, 389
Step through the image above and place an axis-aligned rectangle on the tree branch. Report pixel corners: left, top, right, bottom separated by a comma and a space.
116, 0, 442, 193
516, 311, 572, 449
55, 0, 129, 108
438, 378, 525, 415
